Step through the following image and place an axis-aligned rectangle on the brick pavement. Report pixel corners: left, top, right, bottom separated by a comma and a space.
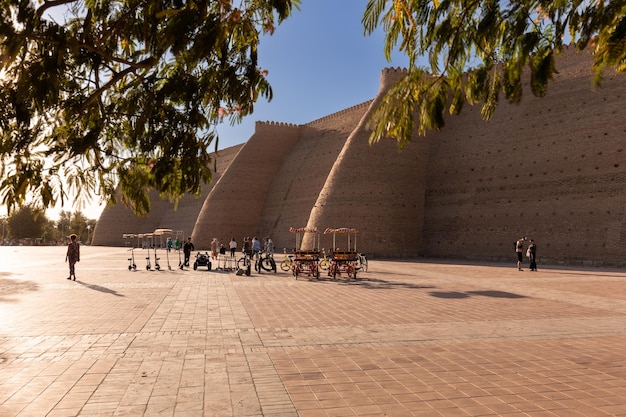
1, 246, 626, 417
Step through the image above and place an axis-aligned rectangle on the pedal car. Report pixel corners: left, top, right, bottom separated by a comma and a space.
193, 251, 212, 270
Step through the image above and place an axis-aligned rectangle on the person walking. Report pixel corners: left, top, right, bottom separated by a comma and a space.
210, 238, 219, 260
65, 233, 80, 280
528, 239, 537, 271
183, 237, 195, 267
515, 237, 526, 271
229, 237, 237, 257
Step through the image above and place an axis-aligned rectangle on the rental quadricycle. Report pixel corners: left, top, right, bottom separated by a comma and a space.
324, 227, 359, 279
289, 227, 321, 279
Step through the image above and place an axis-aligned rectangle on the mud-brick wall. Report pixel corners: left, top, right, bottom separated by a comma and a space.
305, 67, 432, 257
91, 190, 172, 246
306, 126, 430, 257
421, 48, 626, 266
191, 122, 302, 250
256, 102, 372, 253
91, 144, 243, 247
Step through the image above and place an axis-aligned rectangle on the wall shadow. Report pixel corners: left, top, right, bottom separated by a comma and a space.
430, 291, 470, 299
467, 290, 527, 298
430, 290, 527, 299
310, 277, 437, 290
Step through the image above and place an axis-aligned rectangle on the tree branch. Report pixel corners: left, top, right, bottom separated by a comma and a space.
76, 56, 156, 114
36, 0, 77, 19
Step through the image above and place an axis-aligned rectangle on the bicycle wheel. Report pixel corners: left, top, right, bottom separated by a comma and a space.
237, 257, 248, 270
280, 259, 291, 271
348, 264, 355, 278
318, 258, 330, 270
259, 257, 273, 272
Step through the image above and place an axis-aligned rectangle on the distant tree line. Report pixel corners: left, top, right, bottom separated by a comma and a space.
1, 206, 97, 245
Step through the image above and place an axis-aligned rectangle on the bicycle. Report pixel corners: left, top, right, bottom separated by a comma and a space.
318, 248, 331, 271
280, 249, 295, 272
355, 253, 368, 272
257, 251, 277, 273
236, 251, 252, 276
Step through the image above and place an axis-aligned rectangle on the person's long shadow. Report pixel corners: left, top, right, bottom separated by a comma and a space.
76, 280, 125, 297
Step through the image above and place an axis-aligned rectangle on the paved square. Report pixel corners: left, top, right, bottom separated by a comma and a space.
1, 246, 625, 416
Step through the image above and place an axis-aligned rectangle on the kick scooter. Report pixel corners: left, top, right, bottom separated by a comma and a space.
153, 246, 161, 271
145, 248, 152, 270
127, 247, 137, 271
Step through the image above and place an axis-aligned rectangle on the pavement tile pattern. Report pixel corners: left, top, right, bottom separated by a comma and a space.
1, 247, 626, 416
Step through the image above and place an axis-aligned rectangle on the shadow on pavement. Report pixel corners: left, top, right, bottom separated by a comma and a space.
338, 277, 436, 290
430, 290, 527, 299
77, 281, 125, 297
467, 290, 527, 298
0, 277, 39, 302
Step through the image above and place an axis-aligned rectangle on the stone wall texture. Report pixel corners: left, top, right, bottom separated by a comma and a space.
92, 46, 625, 266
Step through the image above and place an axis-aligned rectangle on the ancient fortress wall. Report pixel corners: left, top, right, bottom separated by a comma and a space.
191, 122, 302, 249
91, 145, 242, 246
304, 68, 431, 255
92, 47, 625, 266
256, 102, 372, 252
421, 47, 625, 265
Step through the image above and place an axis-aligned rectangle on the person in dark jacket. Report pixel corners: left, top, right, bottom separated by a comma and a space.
183, 237, 195, 266
528, 239, 537, 271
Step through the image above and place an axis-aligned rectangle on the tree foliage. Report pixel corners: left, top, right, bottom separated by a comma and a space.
0, 0, 299, 215
6, 205, 47, 239
363, 0, 626, 147
3, 208, 98, 243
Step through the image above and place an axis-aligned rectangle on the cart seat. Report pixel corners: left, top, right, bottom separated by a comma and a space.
294, 250, 319, 261
332, 251, 357, 261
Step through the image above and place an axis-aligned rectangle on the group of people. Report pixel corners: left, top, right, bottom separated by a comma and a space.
63, 233, 277, 277
180, 236, 276, 268
166, 237, 182, 252
235, 236, 275, 259
515, 237, 537, 271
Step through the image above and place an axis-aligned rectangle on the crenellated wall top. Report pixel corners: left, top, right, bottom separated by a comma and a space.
306, 100, 373, 126
379, 67, 408, 90
255, 120, 302, 128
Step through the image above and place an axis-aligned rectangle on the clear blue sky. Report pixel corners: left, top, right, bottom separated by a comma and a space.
214, 0, 410, 150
